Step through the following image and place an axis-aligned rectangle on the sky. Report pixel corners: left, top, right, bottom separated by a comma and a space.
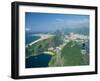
25, 12, 89, 32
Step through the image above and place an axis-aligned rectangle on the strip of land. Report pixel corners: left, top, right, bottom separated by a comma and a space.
26, 34, 54, 47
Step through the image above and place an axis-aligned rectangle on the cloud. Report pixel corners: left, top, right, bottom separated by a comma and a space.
25, 28, 31, 31
51, 18, 89, 31
63, 19, 89, 28
55, 18, 64, 22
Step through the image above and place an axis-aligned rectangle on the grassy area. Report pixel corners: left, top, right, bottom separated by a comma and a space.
61, 41, 85, 66
82, 54, 89, 65
48, 55, 57, 67
25, 37, 53, 57
49, 54, 64, 67
26, 37, 89, 66
49, 41, 86, 67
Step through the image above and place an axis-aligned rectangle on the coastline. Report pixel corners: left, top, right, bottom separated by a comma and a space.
26, 34, 54, 47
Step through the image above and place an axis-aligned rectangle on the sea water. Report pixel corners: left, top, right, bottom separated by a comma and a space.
25, 32, 40, 45
26, 54, 52, 68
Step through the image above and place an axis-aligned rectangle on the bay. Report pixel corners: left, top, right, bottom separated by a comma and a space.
25, 33, 40, 45
26, 54, 52, 68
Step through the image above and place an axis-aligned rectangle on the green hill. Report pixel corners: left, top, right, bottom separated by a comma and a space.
61, 41, 85, 66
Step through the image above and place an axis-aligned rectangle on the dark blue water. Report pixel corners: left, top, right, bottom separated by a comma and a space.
81, 40, 89, 54
25, 33, 40, 45
85, 41, 89, 54
26, 54, 52, 68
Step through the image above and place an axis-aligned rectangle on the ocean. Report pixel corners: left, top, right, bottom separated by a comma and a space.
26, 54, 52, 68
25, 32, 40, 45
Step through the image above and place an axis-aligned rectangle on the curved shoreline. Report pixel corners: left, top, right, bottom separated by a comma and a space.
26, 34, 54, 47
26, 51, 54, 59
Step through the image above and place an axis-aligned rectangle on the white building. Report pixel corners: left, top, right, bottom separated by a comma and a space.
65, 32, 89, 41
81, 49, 87, 55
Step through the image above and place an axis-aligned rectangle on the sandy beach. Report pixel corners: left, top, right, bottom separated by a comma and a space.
26, 34, 54, 47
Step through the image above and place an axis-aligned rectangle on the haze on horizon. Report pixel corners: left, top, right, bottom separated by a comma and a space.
25, 12, 89, 33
